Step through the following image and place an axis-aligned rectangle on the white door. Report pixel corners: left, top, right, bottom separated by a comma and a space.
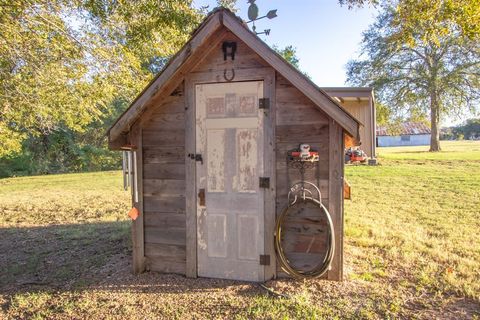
195, 81, 265, 282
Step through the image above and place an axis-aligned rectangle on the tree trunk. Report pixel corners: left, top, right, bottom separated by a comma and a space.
429, 92, 441, 152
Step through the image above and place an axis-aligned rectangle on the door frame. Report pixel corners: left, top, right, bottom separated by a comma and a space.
185, 67, 276, 280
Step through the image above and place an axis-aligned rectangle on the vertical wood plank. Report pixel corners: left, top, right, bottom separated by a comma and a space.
328, 119, 344, 281
131, 123, 145, 274
370, 95, 376, 158
264, 70, 276, 280
185, 78, 197, 278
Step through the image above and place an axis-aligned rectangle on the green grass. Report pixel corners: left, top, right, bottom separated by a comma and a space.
0, 171, 130, 225
0, 141, 479, 319
344, 141, 480, 314
378, 140, 480, 160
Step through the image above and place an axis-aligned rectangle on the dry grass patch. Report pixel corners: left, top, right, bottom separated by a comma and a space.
0, 141, 479, 319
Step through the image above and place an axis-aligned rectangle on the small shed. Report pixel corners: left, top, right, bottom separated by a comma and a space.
377, 122, 431, 147
323, 88, 376, 158
108, 8, 360, 282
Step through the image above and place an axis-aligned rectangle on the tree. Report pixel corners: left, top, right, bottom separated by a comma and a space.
460, 118, 480, 139
273, 45, 300, 69
273, 44, 311, 78
0, 0, 202, 170
347, 4, 480, 151
216, 0, 238, 12
339, 0, 480, 44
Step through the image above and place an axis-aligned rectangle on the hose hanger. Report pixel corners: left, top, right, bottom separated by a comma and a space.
274, 144, 335, 278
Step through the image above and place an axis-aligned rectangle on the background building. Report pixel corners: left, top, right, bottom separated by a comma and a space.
377, 122, 431, 147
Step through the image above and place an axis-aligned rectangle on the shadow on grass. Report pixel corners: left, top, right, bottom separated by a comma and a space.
0, 221, 262, 298
0, 221, 131, 294
0, 222, 478, 319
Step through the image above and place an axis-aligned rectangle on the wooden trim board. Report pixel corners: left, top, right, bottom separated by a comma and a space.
130, 123, 145, 274
108, 13, 222, 143
327, 119, 344, 281
221, 11, 359, 140
108, 9, 360, 148
185, 68, 276, 280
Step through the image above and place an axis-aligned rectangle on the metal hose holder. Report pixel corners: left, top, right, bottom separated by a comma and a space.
274, 144, 335, 278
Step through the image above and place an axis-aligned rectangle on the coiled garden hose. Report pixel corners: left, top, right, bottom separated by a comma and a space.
274, 197, 335, 278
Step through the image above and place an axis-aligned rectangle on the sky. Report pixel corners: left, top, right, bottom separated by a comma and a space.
193, 0, 378, 87
192, 0, 470, 126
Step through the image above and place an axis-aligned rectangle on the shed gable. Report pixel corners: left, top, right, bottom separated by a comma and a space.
108, 8, 359, 148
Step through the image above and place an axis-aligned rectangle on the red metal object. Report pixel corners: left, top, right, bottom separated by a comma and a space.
290, 151, 319, 158
345, 147, 367, 163
128, 207, 139, 220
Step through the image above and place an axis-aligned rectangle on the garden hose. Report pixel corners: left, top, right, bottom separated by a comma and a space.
274, 196, 335, 278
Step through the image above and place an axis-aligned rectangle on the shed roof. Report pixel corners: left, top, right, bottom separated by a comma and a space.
377, 122, 431, 136
107, 8, 360, 147
322, 87, 373, 97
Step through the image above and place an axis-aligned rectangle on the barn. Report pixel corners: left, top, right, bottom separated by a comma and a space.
108, 8, 360, 282
377, 122, 431, 147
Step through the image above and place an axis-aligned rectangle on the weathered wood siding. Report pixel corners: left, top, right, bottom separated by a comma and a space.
191, 33, 269, 73
141, 85, 187, 275
138, 32, 343, 280
275, 75, 343, 280
140, 32, 269, 275
340, 100, 375, 157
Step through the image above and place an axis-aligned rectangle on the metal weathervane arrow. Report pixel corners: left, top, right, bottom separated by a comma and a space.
246, 0, 278, 36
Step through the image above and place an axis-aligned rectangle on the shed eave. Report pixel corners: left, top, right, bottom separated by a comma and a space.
107, 8, 361, 148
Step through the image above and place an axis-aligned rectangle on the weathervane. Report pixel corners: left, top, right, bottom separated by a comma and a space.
247, 0, 278, 35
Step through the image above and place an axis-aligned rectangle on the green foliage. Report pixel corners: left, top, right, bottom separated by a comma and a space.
273, 45, 300, 69
273, 44, 311, 78
374, 102, 392, 125
338, 0, 379, 8
461, 118, 480, 139
216, 0, 238, 12
1, 141, 479, 318
443, 118, 480, 140
0, 0, 203, 176
340, 0, 480, 44
347, 3, 480, 151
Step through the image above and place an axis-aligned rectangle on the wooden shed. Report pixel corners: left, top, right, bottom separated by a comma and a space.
323, 88, 376, 158
108, 8, 360, 282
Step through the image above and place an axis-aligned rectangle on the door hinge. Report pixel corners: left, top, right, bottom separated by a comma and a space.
259, 254, 270, 266
259, 177, 270, 188
259, 98, 270, 109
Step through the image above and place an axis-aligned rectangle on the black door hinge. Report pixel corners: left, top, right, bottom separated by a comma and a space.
259, 177, 270, 188
188, 153, 203, 165
259, 98, 270, 109
259, 254, 270, 266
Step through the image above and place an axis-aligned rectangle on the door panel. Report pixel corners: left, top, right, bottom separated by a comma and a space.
196, 81, 265, 282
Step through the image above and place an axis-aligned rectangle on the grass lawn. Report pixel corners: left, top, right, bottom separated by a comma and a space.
0, 140, 479, 319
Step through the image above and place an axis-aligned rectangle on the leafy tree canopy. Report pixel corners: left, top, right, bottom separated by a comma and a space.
339, 0, 480, 45
216, 0, 238, 12
347, 3, 480, 151
0, 0, 202, 158
273, 45, 300, 69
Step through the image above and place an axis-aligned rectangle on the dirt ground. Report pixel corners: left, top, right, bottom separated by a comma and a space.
0, 221, 478, 319
1, 143, 479, 319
